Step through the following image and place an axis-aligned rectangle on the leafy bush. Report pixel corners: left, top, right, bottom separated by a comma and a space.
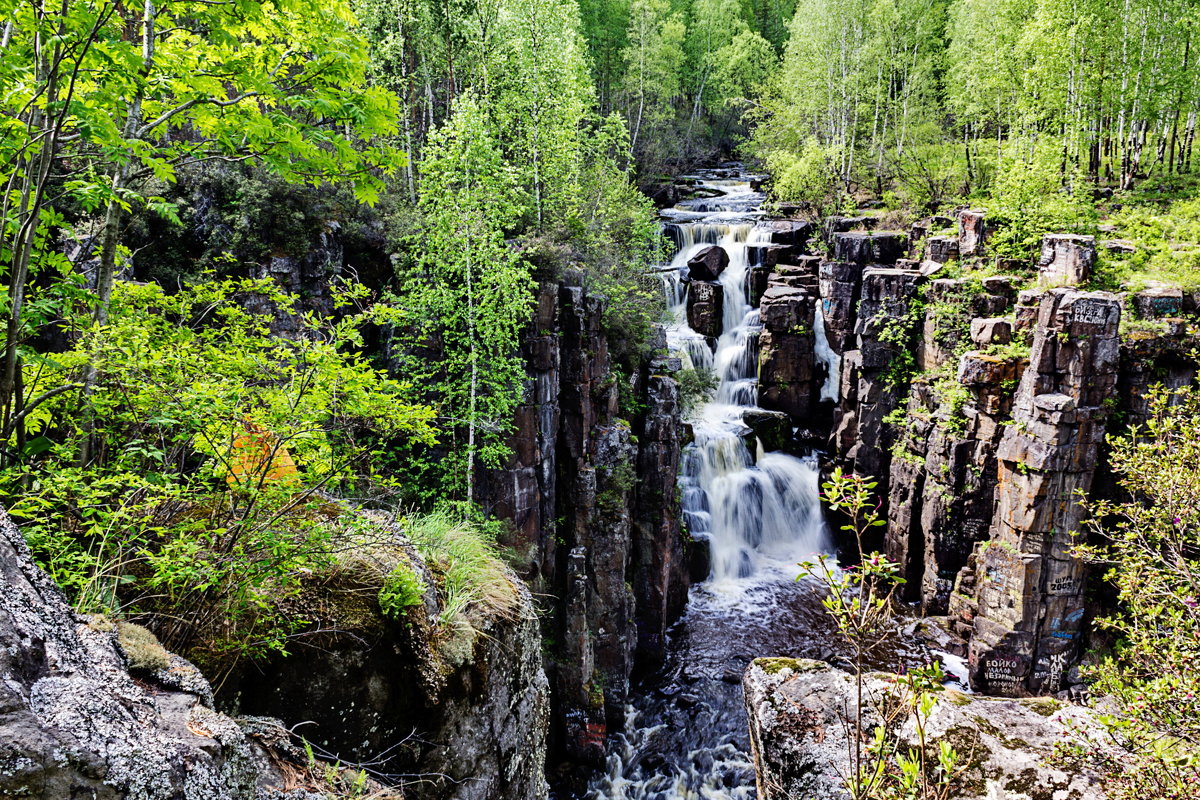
986, 139, 1098, 261
1101, 196, 1200, 290
378, 561, 426, 618
761, 140, 846, 219
1069, 386, 1200, 796
4, 277, 436, 665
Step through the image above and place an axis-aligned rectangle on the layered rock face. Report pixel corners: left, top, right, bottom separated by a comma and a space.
832, 267, 922, 480
955, 290, 1121, 696
477, 281, 688, 775
758, 284, 817, 418
743, 658, 1111, 800
751, 208, 1199, 696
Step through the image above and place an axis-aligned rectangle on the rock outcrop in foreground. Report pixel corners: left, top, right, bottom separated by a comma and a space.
743, 658, 1110, 800
0, 509, 380, 799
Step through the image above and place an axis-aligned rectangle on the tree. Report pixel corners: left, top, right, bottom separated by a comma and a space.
0, 1, 115, 444
0, 0, 406, 466
1069, 386, 1200, 798
400, 92, 534, 501
492, 0, 594, 229
620, 0, 686, 164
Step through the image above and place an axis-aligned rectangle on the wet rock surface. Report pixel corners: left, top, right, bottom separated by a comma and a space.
687, 245, 730, 281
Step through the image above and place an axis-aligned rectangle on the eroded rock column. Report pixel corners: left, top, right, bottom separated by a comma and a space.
832, 268, 923, 480
758, 285, 817, 419
964, 289, 1120, 696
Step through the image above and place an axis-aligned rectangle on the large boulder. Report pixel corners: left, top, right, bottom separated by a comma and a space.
743, 658, 1111, 800
687, 280, 724, 338
0, 510, 262, 799
1038, 234, 1096, 287
686, 245, 729, 281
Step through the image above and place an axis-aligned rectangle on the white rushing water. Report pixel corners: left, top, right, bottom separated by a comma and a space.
585, 170, 835, 800
665, 179, 830, 585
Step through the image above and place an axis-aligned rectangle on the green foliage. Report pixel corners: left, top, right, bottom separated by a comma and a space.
492, 0, 596, 229
1070, 386, 1200, 797
801, 469, 964, 800
394, 93, 535, 502
986, 142, 1098, 261
676, 366, 719, 417
621, 0, 687, 168
874, 297, 926, 388
571, 114, 669, 368
759, 139, 846, 218
378, 561, 426, 618
4, 278, 436, 664
402, 509, 518, 666
749, 0, 1200, 233
1101, 196, 1200, 291
931, 375, 970, 437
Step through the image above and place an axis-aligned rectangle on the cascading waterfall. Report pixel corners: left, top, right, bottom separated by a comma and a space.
814, 304, 841, 402
664, 182, 829, 584
586, 169, 835, 800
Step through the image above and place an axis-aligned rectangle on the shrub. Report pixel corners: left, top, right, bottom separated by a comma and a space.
987, 139, 1098, 261
378, 561, 425, 618
4, 277, 437, 666
1071, 386, 1200, 797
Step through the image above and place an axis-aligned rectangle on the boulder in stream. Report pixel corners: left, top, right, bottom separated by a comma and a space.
687, 245, 729, 281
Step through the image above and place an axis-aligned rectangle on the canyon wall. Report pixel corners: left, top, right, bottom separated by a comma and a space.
743, 208, 1199, 697
477, 280, 690, 780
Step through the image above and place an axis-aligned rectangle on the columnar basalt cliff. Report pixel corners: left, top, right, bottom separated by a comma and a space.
477, 280, 688, 774
955, 289, 1122, 695
751, 207, 1200, 697
833, 266, 921, 480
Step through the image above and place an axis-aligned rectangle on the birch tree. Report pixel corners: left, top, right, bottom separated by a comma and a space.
404, 93, 534, 501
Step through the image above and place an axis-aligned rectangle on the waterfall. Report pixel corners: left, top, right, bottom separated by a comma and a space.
664, 180, 829, 584
586, 169, 836, 800
814, 304, 841, 403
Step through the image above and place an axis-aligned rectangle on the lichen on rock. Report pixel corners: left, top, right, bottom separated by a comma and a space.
743, 658, 1112, 800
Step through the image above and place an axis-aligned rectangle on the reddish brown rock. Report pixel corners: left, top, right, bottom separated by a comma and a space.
958, 209, 987, 256
758, 286, 817, 419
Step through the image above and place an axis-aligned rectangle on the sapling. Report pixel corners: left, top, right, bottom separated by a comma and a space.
800, 467, 963, 800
